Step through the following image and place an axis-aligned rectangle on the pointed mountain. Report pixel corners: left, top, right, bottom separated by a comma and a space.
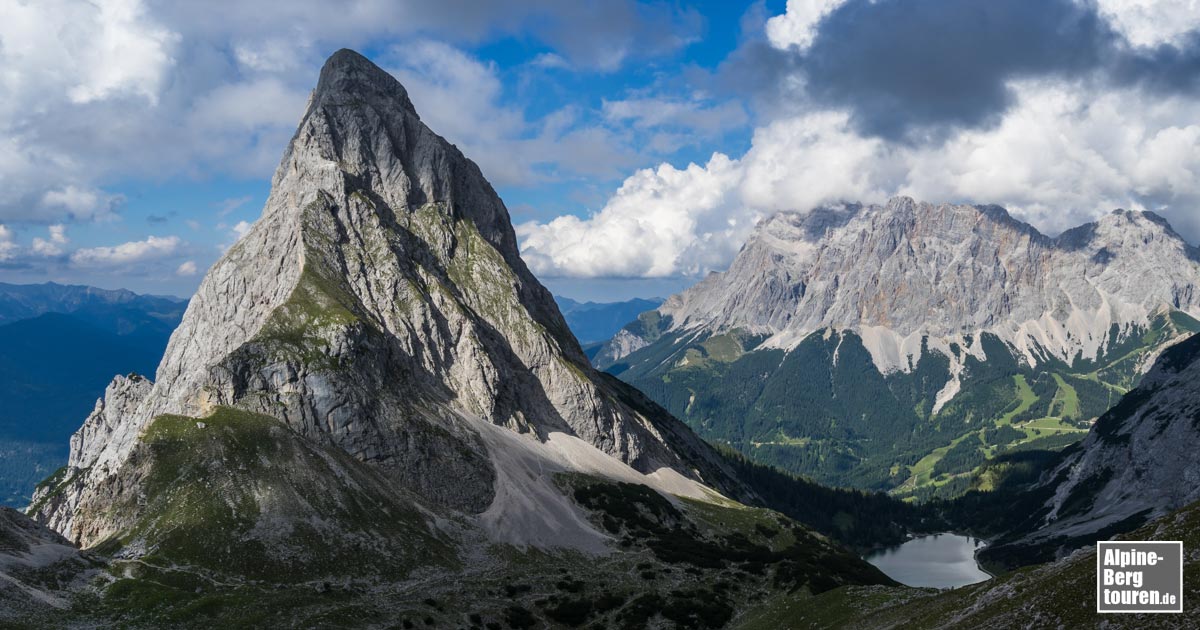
34, 48, 743, 547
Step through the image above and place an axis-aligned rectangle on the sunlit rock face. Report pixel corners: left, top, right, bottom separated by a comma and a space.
604, 197, 1200, 408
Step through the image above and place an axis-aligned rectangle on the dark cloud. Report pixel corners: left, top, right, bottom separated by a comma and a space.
711, 39, 800, 122
805, 0, 1113, 140
1108, 31, 1200, 94
727, 0, 1200, 142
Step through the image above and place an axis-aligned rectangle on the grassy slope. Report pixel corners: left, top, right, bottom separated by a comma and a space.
894, 373, 1088, 498
99, 408, 452, 581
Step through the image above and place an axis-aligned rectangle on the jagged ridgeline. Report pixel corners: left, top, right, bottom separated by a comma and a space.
13, 49, 894, 628
598, 199, 1200, 499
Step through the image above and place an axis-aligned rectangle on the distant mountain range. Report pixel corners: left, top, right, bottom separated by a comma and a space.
0, 284, 186, 507
597, 198, 1200, 498
0, 282, 185, 336
555, 295, 663, 345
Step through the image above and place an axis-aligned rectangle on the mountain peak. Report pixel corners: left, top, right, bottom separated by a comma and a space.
277, 46, 517, 250
313, 48, 417, 117
1057, 206, 1194, 257
323, 47, 371, 69
34, 48, 741, 549
1078, 207, 1171, 232
1100, 207, 1180, 234
884, 194, 916, 211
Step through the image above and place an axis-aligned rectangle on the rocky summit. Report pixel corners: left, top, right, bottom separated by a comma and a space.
15, 49, 892, 628
34, 49, 738, 545
599, 197, 1200, 496
608, 197, 1200, 380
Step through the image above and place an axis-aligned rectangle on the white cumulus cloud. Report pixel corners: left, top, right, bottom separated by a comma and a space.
519, 154, 745, 278
520, 80, 1200, 278
232, 221, 253, 239
0, 0, 177, 108
1094, 0, 1200, 48
764, 0, 852, 51
0, 224, 16, 261
31, 224, 69, 256
897, 80, 1200, 236
175, 260, 198, 276
70, 235, 181, 267
40, 186, 124, 222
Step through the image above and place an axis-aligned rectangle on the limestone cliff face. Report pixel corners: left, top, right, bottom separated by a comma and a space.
33, 50, 735, 547
661, 198, 1200, 367
601, 197, 1200, 408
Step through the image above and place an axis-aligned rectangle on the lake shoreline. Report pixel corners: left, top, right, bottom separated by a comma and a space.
864, 532, 993, 589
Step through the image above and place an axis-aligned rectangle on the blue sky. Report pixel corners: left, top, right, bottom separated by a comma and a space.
2, 0, 1199, 302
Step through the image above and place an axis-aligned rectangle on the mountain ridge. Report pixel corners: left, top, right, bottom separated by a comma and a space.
637, 197, 1200, 375
0, 281, 186, 336
556, 295, 664, 344
598, 196, 1200, 495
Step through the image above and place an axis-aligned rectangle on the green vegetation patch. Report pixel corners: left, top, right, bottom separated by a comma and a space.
560, 474, 894, 596
614, 312, 1195, 502
254, 261, 364, 369
109, 406, 448, 584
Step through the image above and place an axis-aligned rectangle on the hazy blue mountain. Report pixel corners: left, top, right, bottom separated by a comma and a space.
0, 282, 187, 336
0, 284, 186, 507
555, 295, 663, 344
